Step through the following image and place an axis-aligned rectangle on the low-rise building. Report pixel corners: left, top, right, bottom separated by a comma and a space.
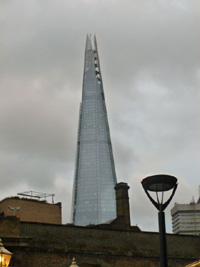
0, 196, 61, 224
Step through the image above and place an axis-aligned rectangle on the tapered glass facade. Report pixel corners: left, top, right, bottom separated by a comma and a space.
72, 35, 117, 226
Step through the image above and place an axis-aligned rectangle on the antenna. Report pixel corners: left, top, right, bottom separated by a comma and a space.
197, 185, 200, 204
190, 196, 195, 205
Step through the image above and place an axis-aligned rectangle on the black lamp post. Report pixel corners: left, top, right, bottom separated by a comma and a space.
141, 174, 178, 267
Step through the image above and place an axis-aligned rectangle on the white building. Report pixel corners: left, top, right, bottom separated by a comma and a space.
171, 197, 200, 235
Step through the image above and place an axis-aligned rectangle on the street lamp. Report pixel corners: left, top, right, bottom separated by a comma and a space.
141, 174, 178, 267
69, 258, 79, 267
0, 238, 12, 267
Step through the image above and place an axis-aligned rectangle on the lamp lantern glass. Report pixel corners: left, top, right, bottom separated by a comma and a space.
0, 239, 12, 267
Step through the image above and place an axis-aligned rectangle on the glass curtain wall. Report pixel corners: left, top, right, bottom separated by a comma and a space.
72, 35, 117, 226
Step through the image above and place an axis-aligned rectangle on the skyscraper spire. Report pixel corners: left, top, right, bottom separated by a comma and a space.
71, 35, 117, 226
85, 34, 92, 50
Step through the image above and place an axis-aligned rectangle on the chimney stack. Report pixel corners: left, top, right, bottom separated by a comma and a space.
115, 182, 131, 229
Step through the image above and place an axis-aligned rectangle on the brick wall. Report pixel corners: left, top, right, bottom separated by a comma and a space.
0, 217, 20, 237
1, 218, 198, 267
0, 197, 61, 224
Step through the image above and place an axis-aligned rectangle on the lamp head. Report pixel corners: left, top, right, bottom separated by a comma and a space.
141, 174, 177, 192
141, 174, 178, 211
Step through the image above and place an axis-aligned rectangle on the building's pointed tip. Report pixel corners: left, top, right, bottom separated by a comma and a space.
94, 34, 98, 47
86, 34, 93, 50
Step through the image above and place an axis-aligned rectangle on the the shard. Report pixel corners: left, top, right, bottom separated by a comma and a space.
72, 35, 117, 226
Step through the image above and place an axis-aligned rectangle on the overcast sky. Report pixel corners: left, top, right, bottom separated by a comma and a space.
1, 0, 200, 232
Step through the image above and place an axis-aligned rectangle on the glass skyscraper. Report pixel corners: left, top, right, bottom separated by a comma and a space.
72, 35, 117, 226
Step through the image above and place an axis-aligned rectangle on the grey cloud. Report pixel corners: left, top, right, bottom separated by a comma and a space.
1, 0, 200, 231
